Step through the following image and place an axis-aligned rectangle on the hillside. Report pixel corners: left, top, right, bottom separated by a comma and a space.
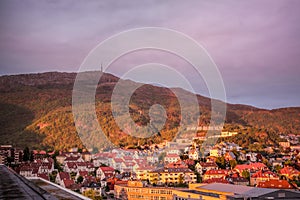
0, 72, 299, 151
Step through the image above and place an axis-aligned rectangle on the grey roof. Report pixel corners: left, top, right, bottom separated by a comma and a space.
198, 183, 277, 197
0, 165, 57, 200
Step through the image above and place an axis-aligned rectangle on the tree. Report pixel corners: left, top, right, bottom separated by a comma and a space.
83, 189, 102, 200
29, 151, 34, 162
53, 157, 63, 172
284, 160, 293, 166
179, 174, 184, 185
77, 175, 83, 184
274, 164, 282, 171
23, 147, 30, 161
216, 156, 226, 169
242, 170, 250, 181
158, 152, 166, 162
229, 160, 237, 169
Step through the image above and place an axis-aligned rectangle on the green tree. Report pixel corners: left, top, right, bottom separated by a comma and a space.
274, 165, 282, 172
158, 152, 166, 162
216, 156, 226, 169
179, 174, 184, 185
242, 170, 250, 181
77, 175, 83, 183
83, 189, 102, 200
23, 147, 30, 161
229, 160, 237, 169
29, 151, 34, 162
284, 160, 293, 166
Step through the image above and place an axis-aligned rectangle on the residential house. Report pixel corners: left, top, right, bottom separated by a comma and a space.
112, 158, 124, 171
257, 179, 295, 189
210, 148, 221, 157
63, 155, 84, 164
195, 162, 218, 175
97, 166, 115, 179
62, 179, 80, 191
250, 170, 279, 186
80, 182, 101, 197
202, 169, 230, 182
164, 154, 180, 163
226, 173, 249, 186
149, 167, 196, 185
166, 148, 180, 155
279, 166, 300, 180
136, 166, 154, 181
19, 166, 35, 178
55, 172, 71, 186
203, 177, 230, 184
188, 149, 199, 160
271, 159, 283, 168
64, 162, 77, 173
245, 152, 258, 162
81, 152, 92, 162
234, 162, 267, 174
146, 155, 159, 164
121, 161, 137, 173
75, 171, 89, 180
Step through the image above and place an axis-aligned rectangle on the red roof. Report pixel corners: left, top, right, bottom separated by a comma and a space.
63, 179, 75, 189
251, 170, 278, 178
279, 166, 300, 176
20, 166, 32, 172
165, 154, 180, 158
124, 161, 135, 167
184, 159, 195, 166
204, 169, 229, 175
37, 173, 49, 181
100, 166, 115, 172
66, 162, 77, 169
114, 158, 124, 163
123, 156, 133, 160
203, 178, 230, 184
166, 160, 188, 169
257, 179, 294, 189
235, 162, 266, 172
64, 156, 81, 162
78, 171, 89, 177
198, 162, 217, 168
58, 172, 70, 180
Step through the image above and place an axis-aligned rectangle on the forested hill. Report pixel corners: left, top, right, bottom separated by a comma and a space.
0, 72, 299, 151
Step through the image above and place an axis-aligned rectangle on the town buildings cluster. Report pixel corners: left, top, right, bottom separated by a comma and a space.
1, 133, 300, 199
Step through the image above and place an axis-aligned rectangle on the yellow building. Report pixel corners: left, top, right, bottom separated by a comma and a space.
115, 181, 300, 200
209, 148, 221, 157
115, 182, 230, 200
149, 168, 196, 185
173, 183, 232, 200
136, 167, 154, 181
114, 181, 174, 200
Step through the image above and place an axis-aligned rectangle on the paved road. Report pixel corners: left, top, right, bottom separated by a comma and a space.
0, 165, 46, 200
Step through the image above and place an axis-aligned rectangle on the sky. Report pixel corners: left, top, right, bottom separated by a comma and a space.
0, 0, 299, 109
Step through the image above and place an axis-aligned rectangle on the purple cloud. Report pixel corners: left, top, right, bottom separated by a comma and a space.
0, 0, 299, 108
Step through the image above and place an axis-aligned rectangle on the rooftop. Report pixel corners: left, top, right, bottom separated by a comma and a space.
0, 165, 54, 200
198, 183, 278, 197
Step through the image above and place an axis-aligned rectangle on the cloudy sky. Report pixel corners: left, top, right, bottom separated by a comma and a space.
0, 0, 299, 109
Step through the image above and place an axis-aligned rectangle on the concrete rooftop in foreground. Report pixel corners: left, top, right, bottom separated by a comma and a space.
0, 164, 89, 200
0, 164, 53, 199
